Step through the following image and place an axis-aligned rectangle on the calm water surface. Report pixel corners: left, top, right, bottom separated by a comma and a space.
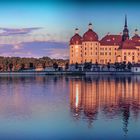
0, 75, 140, 140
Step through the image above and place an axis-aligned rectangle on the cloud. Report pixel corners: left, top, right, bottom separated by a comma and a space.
0, 27, 41, 36
0, 41, 69, 59
13, 44, 23, 50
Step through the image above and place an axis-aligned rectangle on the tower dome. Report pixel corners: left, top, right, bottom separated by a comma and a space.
83, 23, 98, 42
70, 28, 82, 45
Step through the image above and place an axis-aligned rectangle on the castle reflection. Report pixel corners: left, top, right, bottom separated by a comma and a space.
70, 76, 140, 133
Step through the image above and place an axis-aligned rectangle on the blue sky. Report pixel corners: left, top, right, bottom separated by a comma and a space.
0, 0, 139, 59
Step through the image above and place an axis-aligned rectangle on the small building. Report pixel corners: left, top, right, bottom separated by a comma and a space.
132, 64, 140, 73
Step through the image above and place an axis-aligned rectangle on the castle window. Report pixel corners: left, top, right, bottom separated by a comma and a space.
132, 56, 135, 60
109, 52, 111, 55
128, 52, 131, 55
105, 52, 107, 55
109, 48, 111, 50
85, 52, 86, 55
96, 52, 97, 55
124, 56, 126, 60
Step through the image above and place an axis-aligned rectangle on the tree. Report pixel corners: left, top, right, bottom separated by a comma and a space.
122, 61, 126, 70
127, 62, 132, 70
107, 62, 110, 71
9, 63, 13, 71
21, 63, 25, 70
29, 63, 34, 69
95, 61, 98, 67
42, 62, 46, 69
75, 62, 79, 69
84, 62, 92, 71
53, 62, 58, 70
65, 62, 69, 70
114, 62, 121, 71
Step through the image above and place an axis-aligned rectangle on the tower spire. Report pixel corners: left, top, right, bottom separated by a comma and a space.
122, 15, 129, 41
125, 14, 127, 27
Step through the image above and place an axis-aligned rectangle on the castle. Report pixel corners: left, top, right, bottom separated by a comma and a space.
69, 16, 140, 65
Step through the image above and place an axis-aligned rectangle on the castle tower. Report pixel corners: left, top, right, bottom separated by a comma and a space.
122, 15, 129, 41
82, 23, 99, 64
69, 28, 82, 64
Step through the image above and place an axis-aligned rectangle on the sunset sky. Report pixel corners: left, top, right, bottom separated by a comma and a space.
0, 0, 140, 59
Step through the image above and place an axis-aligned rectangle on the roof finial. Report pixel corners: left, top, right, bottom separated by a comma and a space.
134, 29, 138, 36
125, 14, 127, 27
75, 28, 79, 34
88, 23, 92, 29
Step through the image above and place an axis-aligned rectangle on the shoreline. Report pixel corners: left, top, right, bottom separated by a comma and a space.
0, 71, 139, 75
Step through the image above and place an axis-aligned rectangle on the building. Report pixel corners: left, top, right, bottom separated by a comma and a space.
69, 16, 140, 65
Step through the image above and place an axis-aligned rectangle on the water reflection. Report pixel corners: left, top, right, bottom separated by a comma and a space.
0, 75, 139, 139
0, 76, 69, 120
70, 76, 140, 134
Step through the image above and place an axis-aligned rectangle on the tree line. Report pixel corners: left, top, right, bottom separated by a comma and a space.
0, 56, 69, 71
74, 61, 133, 71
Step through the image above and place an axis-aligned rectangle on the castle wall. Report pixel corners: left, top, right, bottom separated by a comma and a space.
98, 45, 119, 64
70, 44, 82, 64
82, 41, 99, 63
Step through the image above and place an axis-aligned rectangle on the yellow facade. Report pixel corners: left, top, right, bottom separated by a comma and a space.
82, 41, 99, 63
117, 49, 138, 63
70, 44, 82, 64
98, 45, 119, 64
70, 41, 139, 65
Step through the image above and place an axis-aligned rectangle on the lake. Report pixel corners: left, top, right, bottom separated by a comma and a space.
0, 75, 140, 140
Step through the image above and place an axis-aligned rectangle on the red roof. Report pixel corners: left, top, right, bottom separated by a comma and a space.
70, 33, 82, 45
100, 35, 122, 46
83, 29, 98, 42
118, 39, 137, 50
132, 35, 140, 46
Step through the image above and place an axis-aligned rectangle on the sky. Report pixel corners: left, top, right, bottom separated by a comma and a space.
0, 0, 140, 59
